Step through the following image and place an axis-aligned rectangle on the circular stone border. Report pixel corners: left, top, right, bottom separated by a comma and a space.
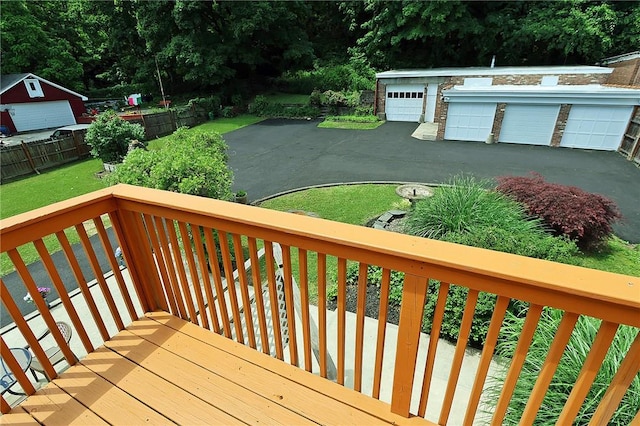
251, 181, 447, 206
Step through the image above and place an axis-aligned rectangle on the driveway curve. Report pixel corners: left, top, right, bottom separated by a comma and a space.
225, 119, 640, 244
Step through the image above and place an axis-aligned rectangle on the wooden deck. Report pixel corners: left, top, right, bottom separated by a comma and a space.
2, 312, 432, 425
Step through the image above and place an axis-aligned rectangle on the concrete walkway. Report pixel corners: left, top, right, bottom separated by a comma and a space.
225, 119, 640, 243
1, 268, 498, 424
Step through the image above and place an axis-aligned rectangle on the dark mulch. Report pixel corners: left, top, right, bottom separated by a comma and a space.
326, 284, 401, 326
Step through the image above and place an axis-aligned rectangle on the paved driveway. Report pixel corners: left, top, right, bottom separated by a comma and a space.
225, 119, 640, 244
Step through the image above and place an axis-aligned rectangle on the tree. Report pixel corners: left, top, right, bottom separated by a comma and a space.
108, 128, 233, 200
0, 1, 84, 90
86, 111, 146, 164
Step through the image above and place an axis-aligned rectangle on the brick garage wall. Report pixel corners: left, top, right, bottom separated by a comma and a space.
375, 80, 386, 119
491, 103, 507, 140
606, 58, 640, 86
447, 73, 609, 86
551, 104, 572, 147
435, 82, 454, 139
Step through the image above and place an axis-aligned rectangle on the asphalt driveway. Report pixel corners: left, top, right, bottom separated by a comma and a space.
225, 119, 640, 244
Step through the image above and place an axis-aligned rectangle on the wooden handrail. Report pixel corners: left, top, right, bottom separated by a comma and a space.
104, 185, 638, 326
1, 184, 638, 423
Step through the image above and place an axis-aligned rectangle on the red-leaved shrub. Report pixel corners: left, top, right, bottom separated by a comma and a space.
496, 173, 621, 251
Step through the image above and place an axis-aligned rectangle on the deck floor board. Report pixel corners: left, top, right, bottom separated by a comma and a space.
3, 312, 434, 425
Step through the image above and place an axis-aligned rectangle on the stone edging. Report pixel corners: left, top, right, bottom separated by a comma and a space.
251, 181, 447, 206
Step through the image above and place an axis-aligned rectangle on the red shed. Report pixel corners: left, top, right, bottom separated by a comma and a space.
0, 73, 87, 133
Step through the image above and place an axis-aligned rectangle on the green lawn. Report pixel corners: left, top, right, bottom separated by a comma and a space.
1, 115, 263, 275
0, 158, 106, 219
148, 114, 263, 150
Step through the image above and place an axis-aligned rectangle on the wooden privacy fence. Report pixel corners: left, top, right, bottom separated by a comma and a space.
0, 134, 91, 182
1, 185, 638, 424
119, 106, 208, 139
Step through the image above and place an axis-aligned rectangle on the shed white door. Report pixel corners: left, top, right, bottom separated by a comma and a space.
444, 103, 497, 142
499, 104, 559, 146
385, 85, 424, 122
10, 100, 76, 132
560, 105, 633, 151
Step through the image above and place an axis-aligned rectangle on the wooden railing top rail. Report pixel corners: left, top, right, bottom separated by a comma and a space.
2, 184, 638, 328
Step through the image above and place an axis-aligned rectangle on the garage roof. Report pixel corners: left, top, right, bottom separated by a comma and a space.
376, 66, 612, 79
0, 73, 88, 100
442, 84, 640, 105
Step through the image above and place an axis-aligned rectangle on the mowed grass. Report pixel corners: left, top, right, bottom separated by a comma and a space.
1, 115, 263, 276
317, 120, 385, 130
1, 158, 106, 219
259, 184, 401, 225
148, 114, 263, 150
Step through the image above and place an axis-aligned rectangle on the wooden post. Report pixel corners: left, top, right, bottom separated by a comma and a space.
390, 273, 428, 417
20, 141, 39, 174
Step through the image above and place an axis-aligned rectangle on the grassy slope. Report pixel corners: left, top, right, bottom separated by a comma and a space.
0, 115, 263, 275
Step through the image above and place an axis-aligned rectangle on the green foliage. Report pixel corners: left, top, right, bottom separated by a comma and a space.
404, 176, 540, 239
277, 62, 376, 93
443, 226, 578, 263
484, 309, 640, 425
248, 97, 320, 118
496, 174, 622, 252
108, 128, 233, 200
0, 1, 84, 90
221, 106, 236, 118
402, 176, 579, 263
188, 96, 222, 117
86, 111, 146, 164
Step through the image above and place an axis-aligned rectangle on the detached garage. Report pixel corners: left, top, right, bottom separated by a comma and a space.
442, 84, 640, 150
0, 73, 87, 133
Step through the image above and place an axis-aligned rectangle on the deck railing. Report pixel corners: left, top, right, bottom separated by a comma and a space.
1, 184, 638, 424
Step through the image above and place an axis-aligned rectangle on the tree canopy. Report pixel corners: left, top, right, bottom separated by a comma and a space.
2, 0, 638, 95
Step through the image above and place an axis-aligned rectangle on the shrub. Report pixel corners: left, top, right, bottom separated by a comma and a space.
248, 97, 320, 118
86, 111, 146, 163
221, 106, 236, 118
276, 62, 376, 93
496, 174, 621, 251
403, 176, 545, 240
483, 309, 640, 425
443, 226, 578, 263
108, 128, 233, 200
248, 95, 270, 115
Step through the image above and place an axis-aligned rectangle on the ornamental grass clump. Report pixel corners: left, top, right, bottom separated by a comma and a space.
496, 173, 621, 252
402, 175, 577, 263
482, 309, 640, 425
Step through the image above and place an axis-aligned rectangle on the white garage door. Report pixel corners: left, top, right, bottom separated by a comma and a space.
10, 100, 76, 132
444, 103, 497, 142
560, 105, 633, 151
499, 104, 559, 146
385, 85, 424, 122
